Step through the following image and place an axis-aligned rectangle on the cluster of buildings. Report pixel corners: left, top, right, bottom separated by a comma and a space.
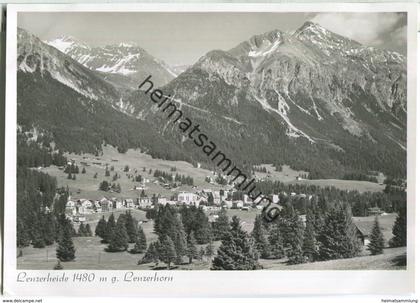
64, 189, 284, 219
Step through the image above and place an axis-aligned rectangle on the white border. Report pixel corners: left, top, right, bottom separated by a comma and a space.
4, 3, 417, 297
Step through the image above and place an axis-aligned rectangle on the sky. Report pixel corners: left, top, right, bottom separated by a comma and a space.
18, 12, 407, 66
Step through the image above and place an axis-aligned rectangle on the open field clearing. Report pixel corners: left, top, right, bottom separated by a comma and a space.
255, 164, 385, 193
294, 179, 385, 193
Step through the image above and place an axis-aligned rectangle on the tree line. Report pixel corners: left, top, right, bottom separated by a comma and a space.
153, 169, 194, 186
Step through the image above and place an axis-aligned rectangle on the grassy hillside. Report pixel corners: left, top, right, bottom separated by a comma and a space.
37, 145, 226, 200
36, 145, 384, 201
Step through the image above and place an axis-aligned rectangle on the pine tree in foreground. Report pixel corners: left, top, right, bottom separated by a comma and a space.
389, 207, 407, 248
302, 214, 317, 262
125, 211, 138, 243
95, 215, 107, 239
212, 216, 260, 270
17, 219, 30, 248
139, 241, 160, 266
107, 216, 129, 252
205, 241, 214, 259
53, 260, 63, 270
251, 215, 270, 259
78, 222, 87, 237
186, 232, 198, 264
56, 226, 76, 262
368, 216, 385, 255
318, 204, 361, 261
131, 226, 147, 254
279, 205, 305, 264
158, 235, 177, 269
267, 223, 284, 259
212, 209, 230, 241
103, 213, 116, 243
85, 224, 93, 237
173, 216, 187, 265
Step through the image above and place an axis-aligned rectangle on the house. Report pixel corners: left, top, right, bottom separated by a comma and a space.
177, 192, 200, 206
354, 225, 370, 246
233, 200, 244, 209
115, 200, 123, 209
65, 200, 77, 216
368, 207, 384, 216
100, 198, 113, 212
223, 200, 233, 209
201, 205, 221, 212
138, 198, 152, 208
243, 194, 252, 206
125, 199, 135, 209
208, 214, 219, 223
213, 191, 221, 205
77, 199, 94, 215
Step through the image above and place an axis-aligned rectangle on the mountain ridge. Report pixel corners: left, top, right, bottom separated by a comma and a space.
17, 23, 407, 178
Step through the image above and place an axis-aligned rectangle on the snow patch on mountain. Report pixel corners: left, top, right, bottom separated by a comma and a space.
96, 53, 139, 75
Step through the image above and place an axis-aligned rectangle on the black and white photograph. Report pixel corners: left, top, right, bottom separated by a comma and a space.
2, 2, 417, 298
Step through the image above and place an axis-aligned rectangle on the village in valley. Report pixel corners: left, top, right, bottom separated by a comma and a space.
16, 145, 407, 271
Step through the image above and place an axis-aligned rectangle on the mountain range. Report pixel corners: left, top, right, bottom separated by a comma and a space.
46, 36, 177, 90
17, 22, 407, 178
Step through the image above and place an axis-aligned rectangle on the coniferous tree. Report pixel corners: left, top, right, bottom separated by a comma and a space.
212, 216, 260, 270
43, 213, 56, 245
267, 223, 284, 259
103, 213, 116, 243
318, 204, 361, 260
282, 209, 305, 264
173, 216, 188, 265
131, 226, 147, 254
53, 260, 64, 270
56, 214, 76, 240
85, 224, 93, 237
125, 211, 138, 243
212, 209, 230, 240
368, 216, 385, 255
95, 215, 107, 239
251, 215, 270, 259
107, 216, 129, 252
78, 222, 87, 237
82, 167, 86, 174
186, 232, 198, 264
205, 241, 214, 259
389, 207, 407, 247
32, 227, 46, 248
139, 241, 160, 266
158, 235, 177, 269
302, 210, 318, 262
17, 219, 31, 248
56, 226, 76, 261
